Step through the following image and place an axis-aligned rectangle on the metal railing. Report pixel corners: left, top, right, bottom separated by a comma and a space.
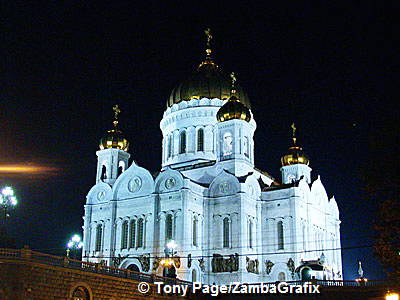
0, 248, 191, 287
0, 248, 396, 289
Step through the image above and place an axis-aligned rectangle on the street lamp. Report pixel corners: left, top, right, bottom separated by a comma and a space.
0, 186, 17, 226
386, 292, 399, 300
161, 240, 178, 278
66, 234, 84, 259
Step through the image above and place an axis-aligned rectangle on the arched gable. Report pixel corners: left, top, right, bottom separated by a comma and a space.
310, 176, 329, 208
154, 167, 184, 193
208, 170, 240, 197
112, 162, 154, 200
244, 174, 261, 199
86, 182, 112, 204
328, 196, 340, 219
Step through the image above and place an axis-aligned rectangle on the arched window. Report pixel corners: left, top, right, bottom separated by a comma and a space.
179, 131, 186, 154
137, 218, 144, 248
278, 272, 286, 281
72, 286, 90, 300
302, 225, 306, 250
192, 269, 197, 282
197, 128, 204, 151
277, 221, 284, 250
121, 221, 128, 249
223, 217, 230, 248
248, 220, 253, 248
129, 220, 136, 248
165, 214, 173, 241
100, 166, 107, 180
95, 224, 103, 252
167, 135, 173, 158
244, 136, 249, 157
193, 217, 198, 246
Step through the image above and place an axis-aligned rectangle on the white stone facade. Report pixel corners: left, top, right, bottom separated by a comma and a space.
83, 97, 342, 284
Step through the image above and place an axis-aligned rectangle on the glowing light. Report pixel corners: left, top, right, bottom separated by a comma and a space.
386, 292, 399, 300
71, 234, 81, 243
67, 234, 83, 250
0, 164, 59, 176
2, 187, 14, 196
166, 240, 177, 249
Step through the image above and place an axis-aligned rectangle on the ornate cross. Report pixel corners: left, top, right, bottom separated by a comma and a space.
205, 28, 213, 48
113, 104, 121, 120
230, 72, 237, 89
291, 122, 297, 138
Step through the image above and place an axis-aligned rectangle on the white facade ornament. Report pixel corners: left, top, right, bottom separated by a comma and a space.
128, 177, 142, 193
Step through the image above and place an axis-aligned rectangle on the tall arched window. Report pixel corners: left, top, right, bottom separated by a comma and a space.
192, 269, 197, 282
129, 220, 136, 248
302, 225, 306, 250
193, 217, 198, 246
197, 128, 204, 151
121, 221, 128, 249
223, 217, 230, 248
248, 220, 253, 248
277, 221, 284, 250
137, 218, 144, 248
165, 214, 173, 241
168, 135, 173, 158
100, 166, 107, 180
179, 131, 186, 154
95, 224, 103, 252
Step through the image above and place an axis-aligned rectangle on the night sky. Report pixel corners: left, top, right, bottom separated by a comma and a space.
1, 2, 398, 280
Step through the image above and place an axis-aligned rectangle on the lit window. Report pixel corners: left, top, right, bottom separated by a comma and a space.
223, 217, 230, 248
197, 128, 204, 151
179, 131, 186, 154
277, 221, 284, 250
121, 221, 128, 249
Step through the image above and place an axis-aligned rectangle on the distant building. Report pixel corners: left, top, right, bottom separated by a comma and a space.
82, 33, 342, 284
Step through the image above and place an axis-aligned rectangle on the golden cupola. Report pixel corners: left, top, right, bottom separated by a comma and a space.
216, 72, 251, 122
99, 105, 129, 151
281, 123, 310, 166
167, 28, 251, 108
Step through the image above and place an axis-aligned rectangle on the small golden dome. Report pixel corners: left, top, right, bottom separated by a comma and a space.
216, 94, 251, 122
216, 73, 251, 122
281, 123, 309, 166
99, 105, 129, 151
281, 145, 310, 166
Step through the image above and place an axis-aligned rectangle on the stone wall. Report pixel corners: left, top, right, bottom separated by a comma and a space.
0, 259, 177, 300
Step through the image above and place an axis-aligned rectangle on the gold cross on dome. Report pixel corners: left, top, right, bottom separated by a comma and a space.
205, 28, 213, 48
291, 122, 297, 138
230, 72, 237, 89
113, 104, 121, 120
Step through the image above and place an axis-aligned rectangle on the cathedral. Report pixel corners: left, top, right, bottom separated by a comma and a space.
82, 31, 343, 284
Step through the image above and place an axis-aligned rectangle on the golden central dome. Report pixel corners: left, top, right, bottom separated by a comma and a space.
99, 105, 129, 151
168, 62, 251, 108
281, 123, 309, 166
167, 29, 251, 108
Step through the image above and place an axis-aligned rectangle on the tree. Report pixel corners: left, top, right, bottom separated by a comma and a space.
374, 198, 400, 280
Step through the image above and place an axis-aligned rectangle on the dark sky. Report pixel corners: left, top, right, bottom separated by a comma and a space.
1, 1, 398, 280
